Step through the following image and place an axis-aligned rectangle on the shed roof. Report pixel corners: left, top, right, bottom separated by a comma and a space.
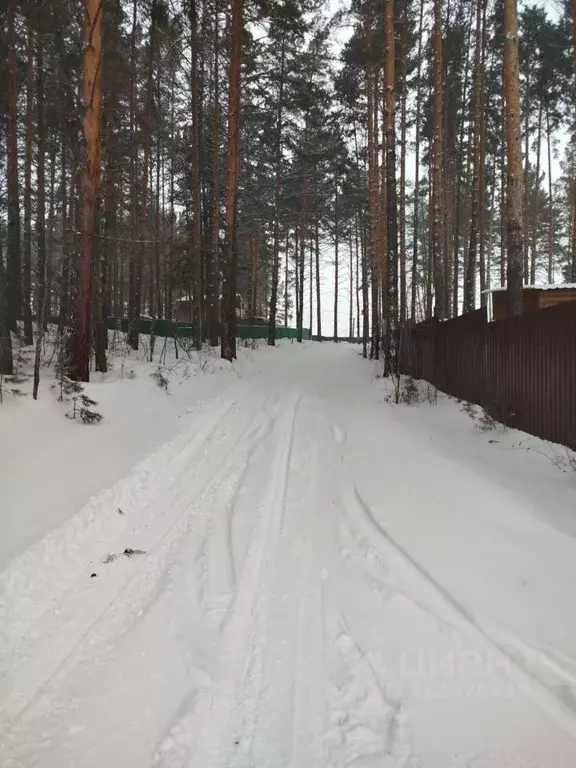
481, 284, 576, 294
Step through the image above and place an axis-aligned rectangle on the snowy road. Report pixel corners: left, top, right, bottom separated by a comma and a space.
2, 343, 576, 767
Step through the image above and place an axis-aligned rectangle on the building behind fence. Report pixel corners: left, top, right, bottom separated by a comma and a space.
398, 302, 576, 451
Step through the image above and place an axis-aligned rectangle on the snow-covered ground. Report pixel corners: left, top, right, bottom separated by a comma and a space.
2, 340, 576, 767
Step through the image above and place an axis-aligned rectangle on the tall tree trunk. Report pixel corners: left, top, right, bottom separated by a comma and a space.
365, 7, 380, 358
249, 233, 258, 320
93, 192, 108, 371
135, 2, 156, 335
6, 0, 22, 333
500, 76, 507, 286
546, 107, 554, 284
267, 35, 286, 346
221, 0, 243, 361
102, 106, 117, 344
571, 0, 576, 280
45, 143, 57, 325
523, 74, 530, 282
94, 0, 119, 373
485, 157, 497, 301
399, 0, 407, 323
355, 215, 360, 339
294, 225, 300, 330
154, 91, 162, 319
167, 91, 174, 323
284, 229, 289, 327
351, 120, 368, 354
71, 0, 103, 382
100, 0, 121, 341
529, 99, 542, 285
309, 237, 313, 334
504, 0, 524, 315
128, 0, 139, 349
384, 0, 399, 374
209, 1, 221, 345
443, 134, 452, 317
0, 233, 13, 374
572, 178, 576, 283
190, 0, 203, 348
315, 219, 322, 338
452, 11, 474, 316
478, 4, 487, 304
349, 227, 354, 341
296, 182, 307, 344
432, 0, 445, 318
361, 213, 369, 356
463, 0, 484, 313
379, 68, 387, 340
23, 26, 34, 345
411, 0, 424, 320
333, 182, 339, 342
426, 131, 434, 318
33, 37, 48, 397
59, 137, 70, 331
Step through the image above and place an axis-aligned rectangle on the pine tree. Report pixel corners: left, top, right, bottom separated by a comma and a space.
221, 0, 243, 361
70, 0, 103, 382
432, 0, 446, 318
504, 0, 524, 314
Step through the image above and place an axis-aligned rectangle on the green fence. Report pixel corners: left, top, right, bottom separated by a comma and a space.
104, 317, 195, 338
237, 324, 311, 340
104, 318, 311, 341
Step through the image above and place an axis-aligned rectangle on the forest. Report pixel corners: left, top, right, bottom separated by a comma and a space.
0, 0, 575, 382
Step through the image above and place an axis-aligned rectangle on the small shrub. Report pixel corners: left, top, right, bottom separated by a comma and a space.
55, 360, 103, 424
8, 387, 26, 397
14, 332, 32, 374
463, 400, 508, 434
476, 409, 501, 433
151, 367, 169, 391
66, 392, 103, 424
477, 401, 510, 433
0, 374, 27, 404
55, 360, 77, 401
515, 440, 576, 473
175, 337, 195, 359
386, 374, 437, 406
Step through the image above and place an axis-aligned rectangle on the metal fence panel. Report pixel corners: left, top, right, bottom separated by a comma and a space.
399, 302, 576, 451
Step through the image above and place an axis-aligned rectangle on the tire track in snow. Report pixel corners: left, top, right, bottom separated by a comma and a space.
288, 423, 325, 768
332, 442, 576, 746
0, 387, 246, 650
0, 395, 274, 734
141, 403, 283, 768
308, 417, 418, 768
204, 400, 284, 617
323, 606, 414, 768
188, 394, 301, 768
231, 400, 321, 768
471, 618, 576, 714
238, 406, 325, 768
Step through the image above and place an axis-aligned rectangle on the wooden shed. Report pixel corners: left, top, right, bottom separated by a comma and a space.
483, 284, 576, 321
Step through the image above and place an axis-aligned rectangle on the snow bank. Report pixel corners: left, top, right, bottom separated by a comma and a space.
0, 333, 262, 567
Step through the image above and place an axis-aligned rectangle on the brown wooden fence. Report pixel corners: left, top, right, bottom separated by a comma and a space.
398, 301, 576, 451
